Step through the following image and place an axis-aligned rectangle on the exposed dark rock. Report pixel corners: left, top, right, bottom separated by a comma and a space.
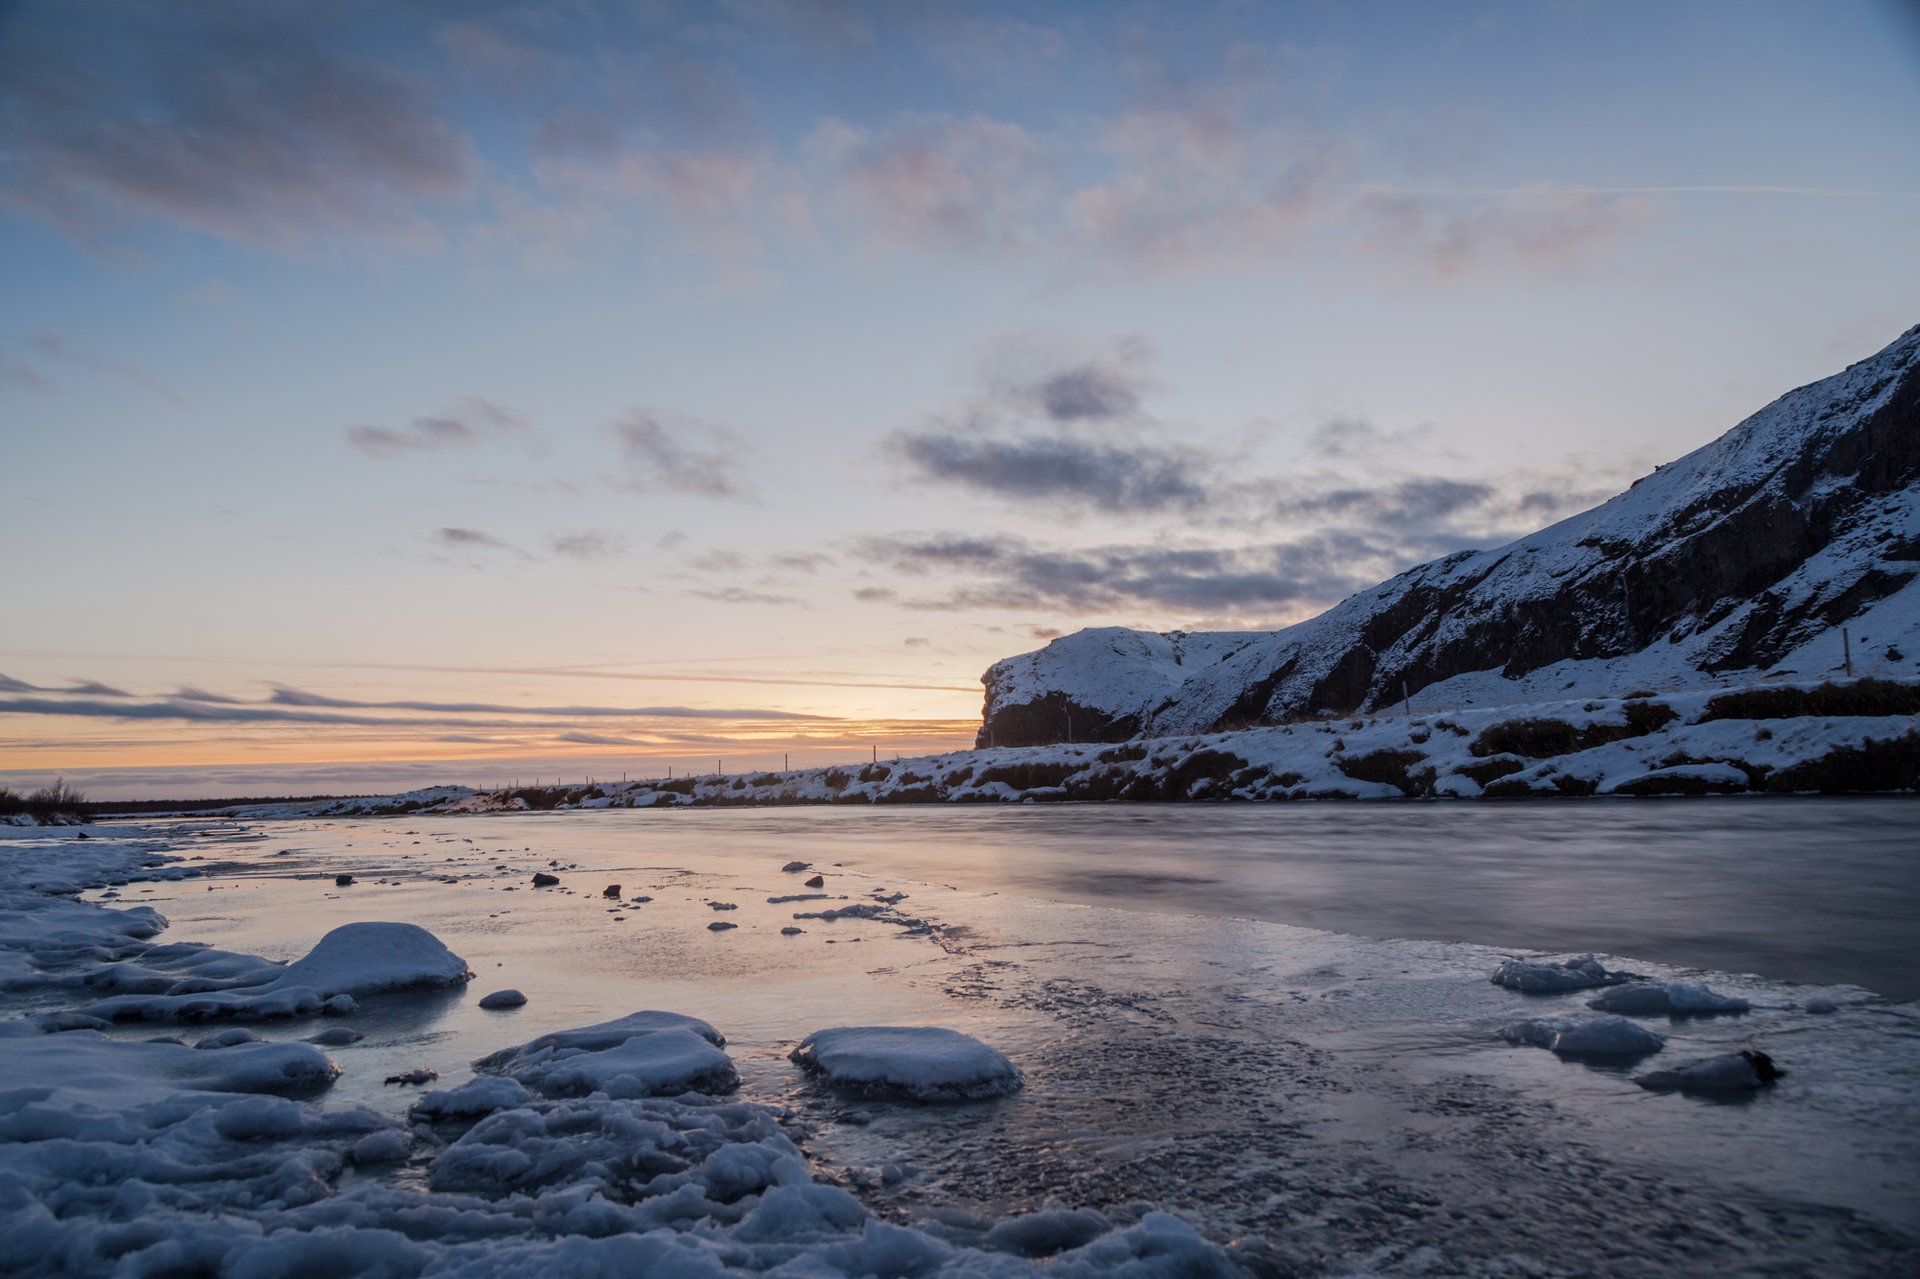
531, 872, 559, 887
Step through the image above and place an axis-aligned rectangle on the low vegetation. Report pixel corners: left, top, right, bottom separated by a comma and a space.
1699, 678, 1920, 722
1470, 700, 1677, 758
0, 781, 91, 823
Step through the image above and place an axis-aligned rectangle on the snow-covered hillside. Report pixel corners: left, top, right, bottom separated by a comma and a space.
980, 325, 1920, 746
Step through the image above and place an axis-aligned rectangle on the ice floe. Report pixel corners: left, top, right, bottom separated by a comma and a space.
1635, 1049, 1785, 1094
790, 1026, 1025, 1101
1588, 982, 1750, 1015
1500, 1014, 1666, 1058
1489, 953, 1639, 992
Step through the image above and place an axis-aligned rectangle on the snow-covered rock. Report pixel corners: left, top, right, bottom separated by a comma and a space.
1491, 954, 1638, 993
474, 1009, 737, 1099
790, 1026, 1025, 1101
1588, 982, 1751, 1015
1636, 1049, 1784, 1094
1501, 1015, 1666, 1058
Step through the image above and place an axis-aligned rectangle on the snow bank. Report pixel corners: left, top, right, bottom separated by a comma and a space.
790, 1026, 1025, 1101
1500, 1015, 1666, 1058
474, 1010, 738, 1099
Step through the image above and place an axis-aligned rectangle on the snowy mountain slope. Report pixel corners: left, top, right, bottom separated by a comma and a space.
979, 324, 1920, 746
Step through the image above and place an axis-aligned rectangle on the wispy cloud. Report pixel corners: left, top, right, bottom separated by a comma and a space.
612, 411, 748, 498
686, 587, 809, 608
348, 396, 527, 458
25, 333, 185, 405
550, 529, 627, 560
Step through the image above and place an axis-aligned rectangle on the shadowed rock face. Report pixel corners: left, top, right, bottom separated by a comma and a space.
979, 325, 1920, 748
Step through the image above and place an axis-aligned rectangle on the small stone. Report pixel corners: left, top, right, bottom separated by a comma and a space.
602, 884, 621, 898
335, 874, 355, 886
781, 926, 804, 936
309, 1027, 364, 1046
384, 1068, 439, 1086
532, 872, 559, 887
782, 860, 810, 873
708, 920, 738, 932
805, 874, 825, 888
708, 901, 737, 911
479, 989, 527, 1010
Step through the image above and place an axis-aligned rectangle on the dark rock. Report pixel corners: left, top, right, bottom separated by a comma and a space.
531, 872, 559, 887
804, 874, 825, 888
384, 1068, 439, 1086
707, 921, 737, 932
602, 884, 621, 898
334, 874, 354, 887
478, 989, 527, 1010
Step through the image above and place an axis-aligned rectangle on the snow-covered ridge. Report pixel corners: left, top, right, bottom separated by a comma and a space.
979, 323, 1920, 746
258, 677, 1918, 814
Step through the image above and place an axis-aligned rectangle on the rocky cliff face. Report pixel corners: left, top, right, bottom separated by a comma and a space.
979, 325, 1920, 748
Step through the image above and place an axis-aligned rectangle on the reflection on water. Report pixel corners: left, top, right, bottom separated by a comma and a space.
523, 798, 1917, 997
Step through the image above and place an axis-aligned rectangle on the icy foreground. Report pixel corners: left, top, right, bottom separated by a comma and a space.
790, 1027, 1024, 1102
0, 831, 1239, 1277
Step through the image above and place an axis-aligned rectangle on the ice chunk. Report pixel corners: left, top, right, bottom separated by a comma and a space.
1501, 1015, 1665, 1057
410, 1075, 533, 1120
790, 1026, 1024, 1101
475, 1010, 736, 1099
1588, 982, 1750, 1015
1636, 1050, 1785, 1093
1490, 953, 1638, 992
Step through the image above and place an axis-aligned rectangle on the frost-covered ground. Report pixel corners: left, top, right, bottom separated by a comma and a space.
4, 815, 1917, 1277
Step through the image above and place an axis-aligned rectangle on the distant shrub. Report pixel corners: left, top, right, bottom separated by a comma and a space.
749, 773, 782, 787
1455, 757, 1527, 786
1122, 749, 1249, 801
857, 763, 892, 783
870, 784, 944, 804
896, 771, 931, 786
823, 769, 851, 791
976, 761, 1078, 790
1471, 701, 1676, 759
1098, 744, 1148, 764
1762, 732, 1920, 793
1699, 679, 1920, 723
1336, 749, 1436, 797
0, 781, 91, 823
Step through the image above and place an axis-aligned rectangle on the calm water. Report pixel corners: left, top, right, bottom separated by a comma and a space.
65, 800, 1920, 1275
511, 797, 1920, 998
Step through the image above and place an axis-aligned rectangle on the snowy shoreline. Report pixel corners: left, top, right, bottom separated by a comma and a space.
222, 678, 1920, 820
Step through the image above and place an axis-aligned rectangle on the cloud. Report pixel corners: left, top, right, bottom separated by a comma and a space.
612, 411, 747, 498
266, 687, 825, 721
173, 686, 242, 704
891, 432, 1211, 513
0, 5, 475, 249
554, 731, 654, 747
348, 396, 527, 458
550, 530, 626, 560
685, 587, 809, 608
26, 333, 184, 405
433, 527, 529, 558
1356, 184, 1649, 277
807, 113, 1051, 254
0, 355, 56, 394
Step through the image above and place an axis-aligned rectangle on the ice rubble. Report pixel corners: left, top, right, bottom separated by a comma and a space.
473, 1010, 740, 1099
79, 921, 473, 1023
0, 837, 1242, 1277
1500, 1015, 1666, 1058
790, 1027, 1025, 1102
1588, 982, 1751, 1015
1635, 1050, 1785, 1094
1490, 953, 1638, 993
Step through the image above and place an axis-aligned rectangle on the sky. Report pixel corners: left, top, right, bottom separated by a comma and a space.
2, 0, 1918, 799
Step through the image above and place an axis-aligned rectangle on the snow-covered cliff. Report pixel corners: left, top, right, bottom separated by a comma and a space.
979, 324, 1920, 746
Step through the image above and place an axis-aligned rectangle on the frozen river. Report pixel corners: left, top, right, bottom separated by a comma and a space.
46, 799, 1915, 1277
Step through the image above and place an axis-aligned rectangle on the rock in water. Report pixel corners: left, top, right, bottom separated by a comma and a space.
782, 860, 810, 873
1588, 982, 1750, 1015
805, 874, 825, 888
478, 989, 527, 1010
601, 884, 621, 898
385, 1067, 439, 1086
790, 1026, 1024, 1101
708, 921, 737, 932
1501, 1015, 1666, 1058
334, 874, 355, 887
1636, 1050, 1784, 1093
474, 1009, 736, 1099
1490, 954, 1637, 993
531, 872, 559, 887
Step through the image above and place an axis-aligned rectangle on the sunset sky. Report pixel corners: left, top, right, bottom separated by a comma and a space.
3, 1, 1918, 798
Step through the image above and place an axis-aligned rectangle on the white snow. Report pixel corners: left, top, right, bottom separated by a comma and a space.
474, 1010, 739, 1099
790, 1026, 1025, 1101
